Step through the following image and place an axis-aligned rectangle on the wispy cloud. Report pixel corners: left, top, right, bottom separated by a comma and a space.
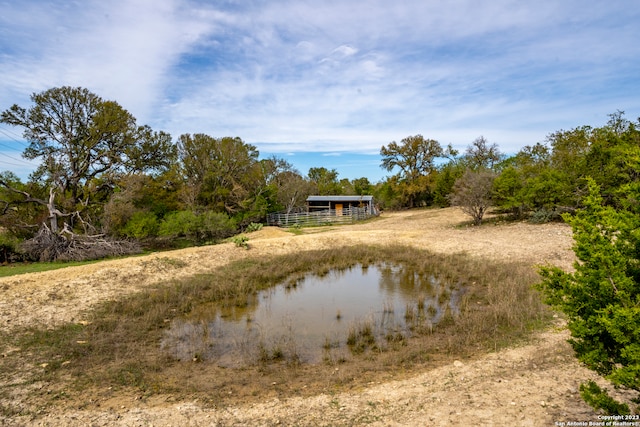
1, 0, 639, 181
1, 0, 217, 119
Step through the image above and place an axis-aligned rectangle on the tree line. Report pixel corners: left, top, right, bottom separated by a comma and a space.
1, 86, 638, 261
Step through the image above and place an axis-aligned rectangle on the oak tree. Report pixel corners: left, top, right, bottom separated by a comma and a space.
380, 135, 444, 181
307, 167, 342, 195
380, 135, 451, 207
0, 86, 175, 232
178, 133, 261, 216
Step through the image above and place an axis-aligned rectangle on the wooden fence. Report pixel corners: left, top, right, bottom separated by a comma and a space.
266, 207, 374, 227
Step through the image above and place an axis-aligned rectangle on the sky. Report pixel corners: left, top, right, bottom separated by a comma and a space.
1, 0, 639, 183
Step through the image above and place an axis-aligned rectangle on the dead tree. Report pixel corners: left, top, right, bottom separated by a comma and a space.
0, 180, 69, 233
0, 180, 140, 261
449, 169, 497, 225
21, 224, 140, 262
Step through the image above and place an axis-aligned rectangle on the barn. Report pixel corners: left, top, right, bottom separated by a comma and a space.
306, 195, 378, 216
266, 195, 378, 227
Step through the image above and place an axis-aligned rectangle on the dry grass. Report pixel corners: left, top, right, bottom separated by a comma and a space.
1, 243, 552, 411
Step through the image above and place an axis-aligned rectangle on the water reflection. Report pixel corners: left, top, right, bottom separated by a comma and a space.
161, 264, 464, 366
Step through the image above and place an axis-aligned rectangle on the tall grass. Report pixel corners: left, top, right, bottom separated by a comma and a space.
5, 244, 552, 408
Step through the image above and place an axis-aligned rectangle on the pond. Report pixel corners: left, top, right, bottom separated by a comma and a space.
161, 263, 465, 366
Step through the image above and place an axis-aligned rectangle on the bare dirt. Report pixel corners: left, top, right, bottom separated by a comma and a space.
0, 208, 628, 425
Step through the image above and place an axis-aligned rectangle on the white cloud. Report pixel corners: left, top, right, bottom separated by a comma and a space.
0, 0, 219, 122
332, 45, 357, 58
1, 0, 639, 182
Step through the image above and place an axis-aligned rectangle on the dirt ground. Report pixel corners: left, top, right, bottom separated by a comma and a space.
0, 208, 629, 425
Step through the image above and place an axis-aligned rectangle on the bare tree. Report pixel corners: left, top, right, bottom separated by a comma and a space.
465, 136, 502, 170
449, 169, 496, 225
0, 179, 67, 233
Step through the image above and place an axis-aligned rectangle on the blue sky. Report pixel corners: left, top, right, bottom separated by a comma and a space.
1, 0, 639, 182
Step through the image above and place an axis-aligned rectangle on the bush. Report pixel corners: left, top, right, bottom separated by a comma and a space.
580, 381, 630, 415
159, 210, 237, 243
245, 222, 263, 233
0, 232, 24, 263
159, 210, 200, 240
537, 179, 640, 410
122, 212, 160, 239
199, 211, 237, 242
528, 208, 560, 224
231, 235, 249, 249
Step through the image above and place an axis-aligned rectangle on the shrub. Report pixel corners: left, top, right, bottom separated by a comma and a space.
528, 208, 559, 224
537, 179, 640, 411
232, 235, 249, 249
0, 232, 24, 263
245, 222, 263, 233
122, 211, 160, 239
580, 381, 630, 415
159, 210, 200, 240
159, 210, 237, 243
199, 211, 237, 242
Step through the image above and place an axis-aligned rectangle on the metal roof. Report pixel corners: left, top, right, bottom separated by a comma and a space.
306, 195, 374, 202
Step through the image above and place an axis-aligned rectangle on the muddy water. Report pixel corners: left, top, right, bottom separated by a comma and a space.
161, 264, 464, 366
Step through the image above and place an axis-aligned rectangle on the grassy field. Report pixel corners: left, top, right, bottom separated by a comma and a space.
0, 260, 100, 278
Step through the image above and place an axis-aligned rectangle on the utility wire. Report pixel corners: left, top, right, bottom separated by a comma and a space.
0, 150, 32, 164
0, 154, 33, 167
0, 127, 28, 147
0, 158, 33, 168
0, 140, 24, 152
0, 128, 37, 177
0, 142, 32, 166
0, 126, 35, 168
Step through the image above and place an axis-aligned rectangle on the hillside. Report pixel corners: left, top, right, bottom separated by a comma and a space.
0, 208, 620, 425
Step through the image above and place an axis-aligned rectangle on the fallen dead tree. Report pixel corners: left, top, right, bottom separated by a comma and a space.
20, 224, 141, 262
0, 181, 142, 262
